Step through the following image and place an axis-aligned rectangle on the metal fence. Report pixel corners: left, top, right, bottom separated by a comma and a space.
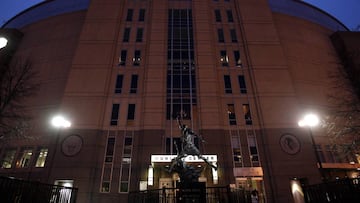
303, 178, 360, 203
0, 176, 78, 203
128, 186, 253, 203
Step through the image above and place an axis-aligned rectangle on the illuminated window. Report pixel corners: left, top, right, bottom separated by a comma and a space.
119, 50, 127, 66
35, 148, 48, 167
220, 50, 229, 66
242, 104, 252, 125
133, 50, 141, 66
16, 149, 33, 168
1, 149, 16, 168
234, 50, 242, 67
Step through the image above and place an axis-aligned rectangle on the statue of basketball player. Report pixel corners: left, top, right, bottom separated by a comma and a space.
168, 115, 217, 174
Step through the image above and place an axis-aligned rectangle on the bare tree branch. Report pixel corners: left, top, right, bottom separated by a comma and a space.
0, 58, 39, 140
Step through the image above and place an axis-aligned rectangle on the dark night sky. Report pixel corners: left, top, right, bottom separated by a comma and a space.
0, 0, 359, 30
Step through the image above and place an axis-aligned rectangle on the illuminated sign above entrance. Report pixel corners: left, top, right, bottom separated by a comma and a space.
151, 155, 217, 163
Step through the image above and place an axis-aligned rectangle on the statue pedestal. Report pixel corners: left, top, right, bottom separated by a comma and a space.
177, 182, 206, 203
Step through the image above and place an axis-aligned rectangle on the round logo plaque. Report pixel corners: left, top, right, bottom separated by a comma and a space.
61, 134, 83, 156
280, 134, 301, 155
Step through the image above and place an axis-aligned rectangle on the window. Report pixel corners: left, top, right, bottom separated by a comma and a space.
110, 104, 120, 126
230, 29, 237, 42
139, 9, 145, 21
16, 149, 33, 168
217, 29, 225, 42
119, 136, 132, 193
215, 10, 221, 22
167, 9, 196, 121
220, 50, 229, 66
238, 75, 247, 94
234, 50, 242, 67
123, 28, 131, 42
133, 50, 141, 66
126, 9, 133, 21
119, 50, 127, 66
101, 182, 110, 193
105, 137, 115, 162
127, 104, 136, 120
231, 135, 242, 167
242, 104, 252, 125
1, 149, 16, 168
226, 10, 234, 22
224, 75, 232, 94
227, 104, 237, 125
130, 75, 138, 93
136, 28, 143, 42
248, 136, 259, 166
35, 148, 48, 167
115, 75, 124, 94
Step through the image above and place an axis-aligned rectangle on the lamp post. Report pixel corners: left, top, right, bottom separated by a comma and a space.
48, 115, 71, 182
298, 113, 326, 181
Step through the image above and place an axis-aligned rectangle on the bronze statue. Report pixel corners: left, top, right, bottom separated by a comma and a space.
168, 116, 217, 181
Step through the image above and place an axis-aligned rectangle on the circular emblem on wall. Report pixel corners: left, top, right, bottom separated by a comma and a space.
61, 134, 83, 156
280, 134, 301, 155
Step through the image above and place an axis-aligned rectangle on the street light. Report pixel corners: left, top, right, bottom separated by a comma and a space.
0, 37, 8, 49
48, 115, 71, 182
298, 113, 325, 181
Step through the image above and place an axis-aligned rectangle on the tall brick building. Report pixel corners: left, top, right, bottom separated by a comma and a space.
0, 0, 358, 202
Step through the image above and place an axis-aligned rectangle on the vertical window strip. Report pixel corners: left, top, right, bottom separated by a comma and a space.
119, 135, 133, 193
100, 135, 116, 193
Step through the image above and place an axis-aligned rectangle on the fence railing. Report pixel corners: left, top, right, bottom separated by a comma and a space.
0, 176, 78, 203
128, 186, 253, 203
303, 177, 360, 203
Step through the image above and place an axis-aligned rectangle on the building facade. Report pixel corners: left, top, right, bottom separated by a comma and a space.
0, 0, 358, 202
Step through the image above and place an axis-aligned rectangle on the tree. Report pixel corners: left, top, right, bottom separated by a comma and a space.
0, 58, 39, 140
324, 50, 360, 162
